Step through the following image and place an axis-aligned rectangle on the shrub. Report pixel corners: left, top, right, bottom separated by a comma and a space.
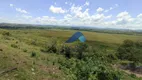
2, 31, 11, 36
59, 54, 120, 80
23, 49, 27, 52
58, 42, 88, 59
0, 49, 3, 51
63, 45, 72, 58
43, 38, 57, 53
135, 41, 142, 47
73, 42, 88, 59
130, 74, 136, 78
31, 40, 37, 45
31, 52, 36, 57
58, 44, 72, 58
106, 53, 118, 63
16, 41, 18, 44
11, 44, 18, 48
117, 39, 142, 63
123, 39, 134, 47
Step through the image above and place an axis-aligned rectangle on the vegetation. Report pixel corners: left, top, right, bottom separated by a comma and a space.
117, 40, 142, 63
0, 28, 142, 80
0, 23, 142, 35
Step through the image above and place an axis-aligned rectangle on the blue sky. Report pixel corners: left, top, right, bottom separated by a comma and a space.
0, 0, 142, 30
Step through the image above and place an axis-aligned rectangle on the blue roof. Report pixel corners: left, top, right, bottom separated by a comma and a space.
66, 32, 86, 43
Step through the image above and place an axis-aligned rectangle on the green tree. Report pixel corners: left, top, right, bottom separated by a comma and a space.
117, 40, 142, 63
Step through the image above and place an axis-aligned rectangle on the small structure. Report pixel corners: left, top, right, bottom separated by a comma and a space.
66, 32, 86, 43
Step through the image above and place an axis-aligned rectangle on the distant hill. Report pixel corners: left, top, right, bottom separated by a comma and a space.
0, 23, 142, 35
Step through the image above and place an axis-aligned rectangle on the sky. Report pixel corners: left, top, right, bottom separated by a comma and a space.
0, 0, 142, 30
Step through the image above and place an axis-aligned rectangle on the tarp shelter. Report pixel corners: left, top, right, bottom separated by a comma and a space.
66, 32, 86, 43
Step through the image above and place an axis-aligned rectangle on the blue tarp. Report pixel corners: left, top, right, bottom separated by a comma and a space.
66, 32, 86, 43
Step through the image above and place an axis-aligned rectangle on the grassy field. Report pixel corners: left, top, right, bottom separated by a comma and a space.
10, 29, 142, 44
0, 29, 142, 80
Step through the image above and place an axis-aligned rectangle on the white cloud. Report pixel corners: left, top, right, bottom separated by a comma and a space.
70, 4, 82, 14
105, 4, 119, 13
84, 1, 90, 6
63, 14, 73, 24
135, 14, 142, 24
116, 11, 134, 25
9, 4, 29, 14
91, 14, 111, 22
63, 4, 113, 26
10, 4, 14, 7
34, 16, 57, 24
137, 14, 142, 18
77, 9, 90, 19
65, 2, 68, 4
91, 14, 105, 22
117, 11, 129, 18
16, 8, 28, 14
96, 7, 104, 12
64, 14, 72, 19
70, 4, 90, 22
49, 5, 66, 14
22, 15, 32, 19
105, 15, 112, 19
109, 7, 113, 10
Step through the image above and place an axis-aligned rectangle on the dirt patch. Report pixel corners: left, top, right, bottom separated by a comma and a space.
113, 64, 142, 78
122, 69, 142, 78
39, 64, 61, 75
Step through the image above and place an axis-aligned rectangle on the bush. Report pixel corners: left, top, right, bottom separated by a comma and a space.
44, 38, 57, 53
69, 42, 88, 59
106, 53, 118, 63
107, 53, 117, 60
59, 42, 88, 59
61, 45, 72, 58
31, 40, 37, 45
57, 44, 72, 58
130, 74, 136, 78
123, 39, 134, 47
0, 49, 3, 51
117, 39, 142, 63
11, 44, 18, 48
23, 49, 27, 52
31, 52, 36, 57
2, 31, 11, 36
59, 54, 120, 80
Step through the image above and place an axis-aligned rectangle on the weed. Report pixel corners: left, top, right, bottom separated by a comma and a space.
11, 44, 18, 48
2, 31, 11, 36
31, 52, 36, 57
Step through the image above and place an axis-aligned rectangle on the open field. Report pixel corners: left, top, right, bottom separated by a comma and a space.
0, 28, 142, 80
9, 29, 142, 44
